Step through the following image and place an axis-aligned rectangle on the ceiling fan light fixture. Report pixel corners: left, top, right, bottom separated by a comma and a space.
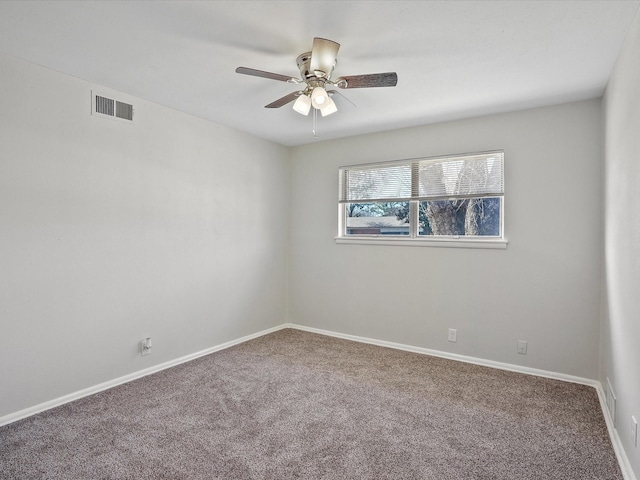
320, 97, 337, 117
311, 86, 329, 108
292, 94, 311, 115
236, 37, 398, 134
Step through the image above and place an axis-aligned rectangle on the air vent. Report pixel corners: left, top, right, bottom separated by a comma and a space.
115, 101, 133, 121
95, 95, 114, 116
91, 90, 135, 123
606, 377, 617, 425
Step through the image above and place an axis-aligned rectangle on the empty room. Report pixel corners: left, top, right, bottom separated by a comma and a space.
1, 1, 639, 479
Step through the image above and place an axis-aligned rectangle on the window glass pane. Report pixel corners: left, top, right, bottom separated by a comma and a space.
345, 202, 410, 236
417, 197, 501, 236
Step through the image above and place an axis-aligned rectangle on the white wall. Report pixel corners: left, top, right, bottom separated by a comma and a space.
289, 99, 602, 379
602, 9, 640, 477
0, 52, 290, 418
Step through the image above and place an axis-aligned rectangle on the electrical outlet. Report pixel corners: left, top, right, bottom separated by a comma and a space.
633, 416, 638, 447
141, 337, 152, 356
517, 340, 527, 355
448, 328, 457, 342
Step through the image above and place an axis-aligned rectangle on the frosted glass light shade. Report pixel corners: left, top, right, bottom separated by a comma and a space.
293, 94, 311, 115
311, 86, 329, 108
320, 97, 337, 117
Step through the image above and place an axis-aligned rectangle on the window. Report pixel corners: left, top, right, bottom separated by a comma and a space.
338, 151, 505, 247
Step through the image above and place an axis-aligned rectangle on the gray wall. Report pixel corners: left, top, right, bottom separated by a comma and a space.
289, 99, 603, 380
0, 52, 290, 418
602, 9, 640, 476
2, 23, 638, 475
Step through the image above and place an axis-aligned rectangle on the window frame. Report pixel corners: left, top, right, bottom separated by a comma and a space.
336, 150, 508, 249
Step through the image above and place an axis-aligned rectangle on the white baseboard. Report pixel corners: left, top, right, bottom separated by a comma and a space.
0, 324, 288, 428
285, 323, 637, 480
285, 323, 598, 386
2, 322, 636, 480
595, 384, 638, 480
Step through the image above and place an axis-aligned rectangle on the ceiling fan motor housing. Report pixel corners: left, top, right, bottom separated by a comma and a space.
296, 52, 336, 81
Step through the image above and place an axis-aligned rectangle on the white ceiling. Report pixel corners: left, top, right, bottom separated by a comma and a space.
0, 1, 638, 146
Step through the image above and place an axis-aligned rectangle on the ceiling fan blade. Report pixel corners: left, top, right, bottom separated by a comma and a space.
265, 91, 301, 108
335, 72, 398, 89
309, 37, 340, 77
236, 67, 297, 83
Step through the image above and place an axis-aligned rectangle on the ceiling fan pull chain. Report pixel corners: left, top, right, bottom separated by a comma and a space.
312, 107, 319, 138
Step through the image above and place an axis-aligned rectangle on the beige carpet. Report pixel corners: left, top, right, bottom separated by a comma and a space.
0, 328, 622, 479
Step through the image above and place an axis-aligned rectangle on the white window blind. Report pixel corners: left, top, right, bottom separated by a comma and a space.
339, 162, 412, 203
339, 151, 503, 203
417, 153, 503, 201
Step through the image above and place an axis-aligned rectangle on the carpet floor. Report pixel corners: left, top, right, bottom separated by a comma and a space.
0, 328, 623, 479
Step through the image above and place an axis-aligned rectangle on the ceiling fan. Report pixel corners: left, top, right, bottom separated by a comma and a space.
236, 37, 398, 118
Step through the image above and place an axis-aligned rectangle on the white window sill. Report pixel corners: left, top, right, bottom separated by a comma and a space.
334, 236, 508, 249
